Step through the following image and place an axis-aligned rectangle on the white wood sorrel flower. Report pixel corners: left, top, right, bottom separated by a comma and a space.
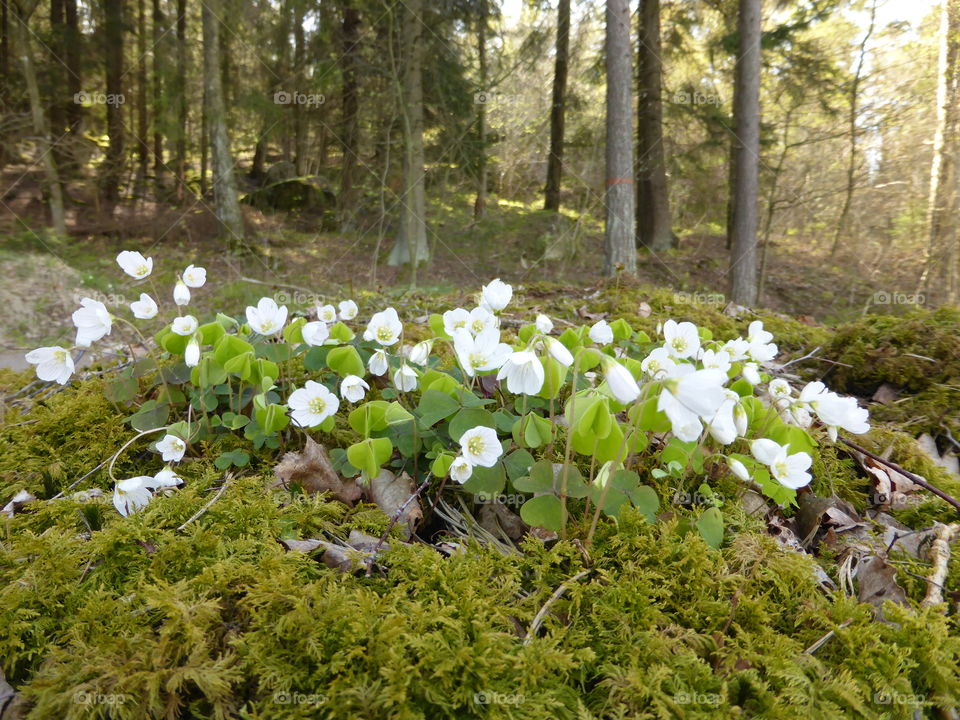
156, 434, 187, 463
751, 439, 812, 489
130, 293, 158, 320
246, 297, 288, 336
497, 351, 544, 395
480, 278, 512, 312
25, 346, 74, 384
449, 456, 474, 484
173, 280, 191, 306
453, 327, 511, 376
364, 307, 403, 346
340, 375, 369, 403
72, 297, 112, 347
338, 299, 358, 320
171, 315, 199, 336
458, 426, 502, 467
182, 264, 207, 288
288, 381, 339, 428
116, 250, 153, 279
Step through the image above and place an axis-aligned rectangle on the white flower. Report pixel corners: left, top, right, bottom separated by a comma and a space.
602, 357, 641, 404
317, 304, 338, 324
173, 280, 191, 306
800, 382, 870, 437
288, 380, 339, 427
699, 349, 731, 374
751, 439, 812, 489
340, 375, 369, 403
458, 426, 503, 467
184, 336, 200, 367
338, 300, 358, 320
658, 368, 728, 442
25, 346, 74, 384
182, 264, 207, 288
393, 364, 418, 392
742, 362, 761, 386
480, 278, 512, 312
408, 340, 434, 366
747, 321, 778, 363
723, 337, 751, 362
368, 349, 389, 376
769, 378, 792, 399
72, 297, 112, 347
496, 351, 544, 395
453, 327, 511, 376
589, 320, 614, 346
156, 434, 186, 462
641, 347, 678, 378
443, 308, 471, 336
113, 476, 155, 516
171, 315, 199, 336
535, 314, 554, 334
663, 320, 700, 359
116, 250, 152, 279
468, 306, 497, 336
449, 456, 474, 484
246, 297, 288, 336
302, 321, 330, 346
657, 391, 703, 442
152, 467, 183, 488
543, 337, 573, 367
130, 293, 158, 320
705, 390, 742, 445
363, 307, 403, 346
728, 458, 750, 481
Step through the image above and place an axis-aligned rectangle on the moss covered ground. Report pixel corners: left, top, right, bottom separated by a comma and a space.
1, 283, 959, 719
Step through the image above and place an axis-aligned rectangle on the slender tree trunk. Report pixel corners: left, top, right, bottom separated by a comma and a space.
175, 0, 187, 202
136, 0, 149, 192
830, 0, 876, 256
543, 0, 569, 212
293, 0, 306, 175
101, 0, 125, 207
201, 0, 245, 242
922, 0, 960, 304
728, 0, 761, 306
63, 0, 81, 134
13, 0, 66, 235
49, 0, 64, 138
473, 0, 488, 219
603, 0, 636, 276
757, 105, 793, 301
636, 0, 673, 251
388, 0, 429, 278
338, 1, 360, 225
152, 0, 165, 195
1, 0, 8, 79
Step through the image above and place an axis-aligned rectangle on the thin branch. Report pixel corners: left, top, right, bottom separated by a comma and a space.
371, 473, 432, 561
523, 569, 592, 645
177, 476, 232, 531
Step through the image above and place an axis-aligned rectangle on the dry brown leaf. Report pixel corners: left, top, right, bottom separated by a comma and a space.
856, 555, 907, 609
479, 502, 527, 541
279, 538, 325, 553
2, 490, 36, 518
637, 301, 652, 318
0, 668, 23, 720
917, 434, 960, 479
271, 438, 362, 504
871, 383, 900, 405
365, 469, 422, 538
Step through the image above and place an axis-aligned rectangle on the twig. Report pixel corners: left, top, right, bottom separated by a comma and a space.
840, 437, 960, 514
370, 473, 432, 560
523, 569, 592, 645
942, 426, 960, 452
804, 618, 853, 655
52, 458, 111, 499
779, 346, 821, 370
177, 476, 232, 531
921, 523, 959, 609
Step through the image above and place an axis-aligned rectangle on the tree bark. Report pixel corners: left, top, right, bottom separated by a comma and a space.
63, 0, 81, 134
473, 0, 488, 219
603, 0, 636, 276
174, 0, 187, 202
923, 0, 960, 305
136, 0, 149, 191
635, 0, 673, 251
338, 1, 360, 223
388, 0, 429, 279
152, 0, 165, 194
293, 0, 306, 175
101, 0, 125, 207
728, 0, 761, 306
201, 0, 245, 242
543, 0, 569, 212
13, 0, 66, 236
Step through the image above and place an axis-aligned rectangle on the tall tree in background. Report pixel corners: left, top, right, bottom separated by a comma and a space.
174, 0, 188, 202
543, 0, 569, 212
136, 0, 149, 190
388, 0, 430, 281
338, 0, 361, 225
474, 0, 489, 219
728, 0, 761, 306
12, 0, 66, 235
603, 0, 636, 276
201, 0, 245, 242
923, 0, 959, 304
101, 0, 125, 206
635, 0, 673, 251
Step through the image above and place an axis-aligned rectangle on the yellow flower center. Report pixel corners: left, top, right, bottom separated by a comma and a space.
671, 337, 688, 353
376, 326, 393, 342
471, 320, 485, 334
308, 397, 327, 415
467, 437, 485, 456
54, 350, 68, 363
468, 352, 485, 369
136, 263, 148, 276
773, 460, 788, 479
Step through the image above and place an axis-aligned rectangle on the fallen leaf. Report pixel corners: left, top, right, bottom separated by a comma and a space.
272, 438, 362, 504
637, 301, 652, 318
2, 490, 36, 518
856, 555, 907, 610
279, 538, 325, 553
0, 668, 23, 720
365, 470, 422, 539
917, 434, 960, 480
871, 383, 900, 405
479, 502, 527, 541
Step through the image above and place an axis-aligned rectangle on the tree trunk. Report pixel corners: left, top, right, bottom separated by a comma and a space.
829, 0, 876, 256
338, 1, 360, 224
201, 0, 245, 242
1, 0, 8, 79
136, 0, 149, 192
603, 0, 636, 276
388, 0, 429, 279
923, 0, 960, 304
63, 0, 81, 135
543, 0, 569, 212
293, 0, 306, 175
727, 0, 761, 306
175, 0, 187, 202
635, 0, 672, 251
101, 0, 125, 207
13, 0, 66, 236
152, 0, 165, 194
473, 0, 488, 219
